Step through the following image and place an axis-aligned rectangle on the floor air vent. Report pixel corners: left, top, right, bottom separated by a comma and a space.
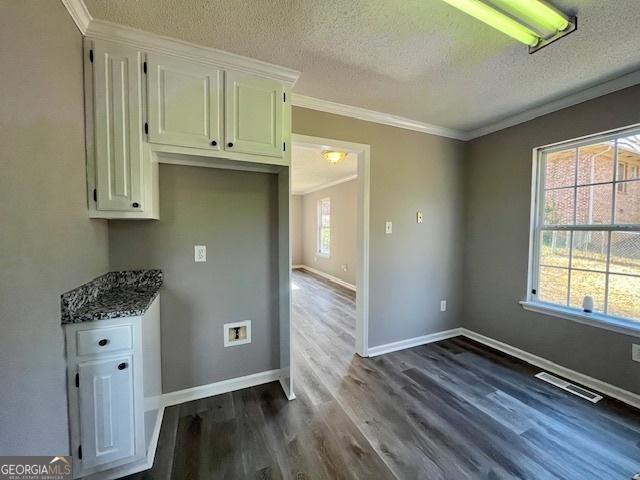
535, 372, 603, 403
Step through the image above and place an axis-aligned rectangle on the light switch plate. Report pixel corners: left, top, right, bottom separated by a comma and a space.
440, 300, 447, 312
194, 245, 206, 262
385, 221, 393, 234
632, 344, 640, 362
417, 211, 423, 224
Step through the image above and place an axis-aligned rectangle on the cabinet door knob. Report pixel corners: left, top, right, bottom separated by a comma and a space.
98, 339, 108, 346
227, 142, 234, 148
118, 363, 128, 370
132, 202, 140, 208
211, 140, 217, 146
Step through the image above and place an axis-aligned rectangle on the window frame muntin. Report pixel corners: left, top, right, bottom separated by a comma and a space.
528, 124, 640, 320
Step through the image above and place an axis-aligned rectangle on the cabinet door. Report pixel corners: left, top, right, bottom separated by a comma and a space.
225, 71, 283, 157
147, 54, 222, 149
93, 41, 144, 212
78, 355, 135, 469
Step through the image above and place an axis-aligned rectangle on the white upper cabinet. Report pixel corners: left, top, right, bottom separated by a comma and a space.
147, 54, 222, 150
92, 41, 145, 212
225, 71, 284, 158
86, 36, 294, 219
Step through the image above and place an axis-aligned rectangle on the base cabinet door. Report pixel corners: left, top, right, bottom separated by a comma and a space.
78, 355, 135, 470
225, 71, 284, 157
92, 40, 145, 212
147, 54, 223, 150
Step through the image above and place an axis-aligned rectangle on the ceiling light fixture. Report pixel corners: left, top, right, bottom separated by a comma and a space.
322, 150, 347, 164
441, 0, 576, 53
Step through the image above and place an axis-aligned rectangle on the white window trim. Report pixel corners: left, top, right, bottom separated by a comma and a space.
524, 123, 640, 335
317, 197, 331, 258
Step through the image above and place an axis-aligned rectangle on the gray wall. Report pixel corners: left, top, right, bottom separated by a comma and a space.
293, 107, 466, 347
464, 84, 640, 395
0, 1, 110, 455
291, 194, 304, 265
300, 179, 357, 285
109, 164, 279, 392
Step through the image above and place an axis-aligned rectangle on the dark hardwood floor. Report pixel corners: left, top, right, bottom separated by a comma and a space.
126, 269, 640, 479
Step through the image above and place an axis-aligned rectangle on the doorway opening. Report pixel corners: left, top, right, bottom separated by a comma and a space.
290, 134, 370, 360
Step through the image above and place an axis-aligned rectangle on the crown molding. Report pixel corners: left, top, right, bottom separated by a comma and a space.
291, 94, 468, 141
86, 19, 300, 87
293, 174, 358, 195
61, 0, 299, 87
60, 0, 92, 34
467, 69, 640, 140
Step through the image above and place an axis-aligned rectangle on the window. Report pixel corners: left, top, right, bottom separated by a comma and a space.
317, 198, 331, 257
529, 127, 640, 322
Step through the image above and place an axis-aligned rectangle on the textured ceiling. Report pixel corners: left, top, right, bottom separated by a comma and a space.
85, 0, 640, 133
291, 145, 357, 194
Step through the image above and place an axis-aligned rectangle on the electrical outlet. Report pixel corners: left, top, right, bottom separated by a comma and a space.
194, 245, 206, 262
440, 300, 447, 312
385, 221, 393, 234
632, 344, 640, 362
417, 211, 423, 224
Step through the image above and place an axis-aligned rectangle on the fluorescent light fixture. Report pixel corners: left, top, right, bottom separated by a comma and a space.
441, 0, 540, 46
441, 0, 575, 51
507, 0, 570, 33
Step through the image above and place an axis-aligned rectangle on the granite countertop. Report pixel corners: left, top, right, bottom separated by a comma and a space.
61, 270, 163, 324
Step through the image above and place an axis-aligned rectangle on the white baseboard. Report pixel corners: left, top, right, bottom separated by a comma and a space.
460, 328, 640, 410
365, 326, 640, 410
292, 264, 304, 269
84, 407, 164, 480
160, 369, 282, 408
295, 265, 356, 292
367, 328, 462, 357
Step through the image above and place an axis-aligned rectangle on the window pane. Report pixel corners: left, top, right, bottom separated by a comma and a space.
540, 231, 571, 267
615, 180, 640, 224
617, 135, 640, 181
544, 149, 575, 189
577, 141, 614, 185
319, 227, 330, 254
610, 232, 640, 276
543, 188, 574, 225
607, 274, 640, 320
538, 266, 569, 306
571, 231, 608, 272
569, 270, 606, 313
575, 184, 612, 225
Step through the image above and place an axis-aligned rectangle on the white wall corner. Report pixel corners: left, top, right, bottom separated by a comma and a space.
60, 0, 92, 34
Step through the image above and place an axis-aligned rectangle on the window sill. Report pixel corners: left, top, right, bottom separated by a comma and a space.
520, 301, 640, 338
316, 253, 331, 259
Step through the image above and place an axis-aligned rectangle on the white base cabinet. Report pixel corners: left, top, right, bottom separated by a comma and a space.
65, 297, 161, 479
